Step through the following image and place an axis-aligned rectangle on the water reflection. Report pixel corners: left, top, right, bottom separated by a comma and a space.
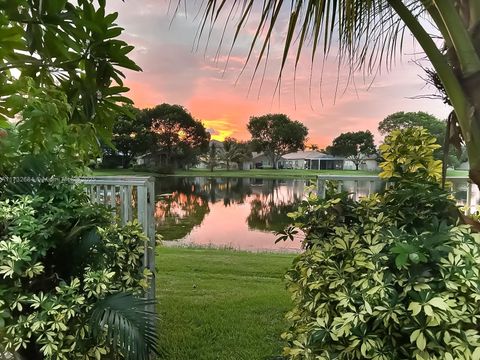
154, 176, 479, 251
154, 177, 304, 251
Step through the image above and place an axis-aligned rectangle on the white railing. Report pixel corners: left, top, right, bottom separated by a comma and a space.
317, 175, 477, 214
76, 176, 156, 307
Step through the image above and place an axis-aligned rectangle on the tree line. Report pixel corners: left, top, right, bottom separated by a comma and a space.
105, 104, 462, 171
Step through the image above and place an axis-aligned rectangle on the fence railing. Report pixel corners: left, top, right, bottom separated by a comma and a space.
317, 175, 477, 214
76, 176, 156, 307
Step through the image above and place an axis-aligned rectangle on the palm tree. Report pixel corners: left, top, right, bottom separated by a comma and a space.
221, 137, 239, 170
191, 1, 480, 185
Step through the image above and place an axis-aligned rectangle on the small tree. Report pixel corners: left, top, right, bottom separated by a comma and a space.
232, 141, 253, 170
200, 142, 220, 172
327, 131, 376, 170
248, 114, 308, 169
222, 137, 237, 170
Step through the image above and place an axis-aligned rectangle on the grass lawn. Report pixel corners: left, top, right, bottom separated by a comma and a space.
94, 168, 378, 178
94, 167, 469, 179
156, 247, 296, 360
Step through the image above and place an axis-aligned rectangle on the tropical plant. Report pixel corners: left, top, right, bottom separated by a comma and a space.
191, 0, 480, 187
248, 114, 308, 169
0, 183, 159, 359
326, 131, 376, 170
276, 128, 480, 359
221, 137, 239, 170
202, 142, 220, 172
0, 0, 139, 159
220, 137, 252, 170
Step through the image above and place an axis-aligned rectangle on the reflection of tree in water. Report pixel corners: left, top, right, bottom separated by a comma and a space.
204, 178, 253, 206
155, 192, 210, 240
153, 176, 306, 239
247, 183, 303, 233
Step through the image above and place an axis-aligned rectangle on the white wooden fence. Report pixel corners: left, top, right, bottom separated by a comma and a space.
317, 175, 477, 214
77, 176, 156, 306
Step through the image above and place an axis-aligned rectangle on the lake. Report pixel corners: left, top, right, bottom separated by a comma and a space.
153, 176, 479, 251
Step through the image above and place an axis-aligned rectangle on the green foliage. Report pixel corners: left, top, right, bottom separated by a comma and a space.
90, 293, 157, 360
378, 112, 446, 138
104, 105, 153, 168
0, 184, 158, 359
326, 131, 376, 170
379, 127, 443, 182
220, 137, 252, 170
279, 128, 478, 359
145, 104, 210, 168
0, 0, 139, 134
0, 80, 97, 177
248, 114, 308, 169
204, 142, 220, 172
378, 112, 461, 167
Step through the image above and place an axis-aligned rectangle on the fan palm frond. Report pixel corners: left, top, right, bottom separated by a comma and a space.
89, 292, 160, 360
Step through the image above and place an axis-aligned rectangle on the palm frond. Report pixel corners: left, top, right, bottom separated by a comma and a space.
90, 292, 160, 360
182, 0, 428, 79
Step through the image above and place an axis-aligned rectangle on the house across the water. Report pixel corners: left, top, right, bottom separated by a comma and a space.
278, 151, 344, 170
278, 151, 379, 171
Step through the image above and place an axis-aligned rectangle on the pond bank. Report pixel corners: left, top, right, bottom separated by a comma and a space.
93, 168, 468, 179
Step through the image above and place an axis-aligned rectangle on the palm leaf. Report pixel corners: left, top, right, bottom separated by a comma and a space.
89, 292, 160, 360
186, 0, 423, 79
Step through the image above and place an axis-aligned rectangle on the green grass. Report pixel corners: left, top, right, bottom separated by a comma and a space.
156, 247, 296, 360
94, 167, 469, 179
173, 168, 377, 178
94, 168, 377, 178
92, 168, 159, 177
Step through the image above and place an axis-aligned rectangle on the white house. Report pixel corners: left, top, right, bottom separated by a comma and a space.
343, 155, 379, 171
279, 151, 344, 170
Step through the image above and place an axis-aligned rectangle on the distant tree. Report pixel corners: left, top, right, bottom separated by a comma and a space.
378, 111, 461, 167
248, 114, 308, 169
221, 138, 253, 170
205, 142, 219, 172
378, 111, 445, 141
327, 131, 376, 170
308, 144, 319, 151
232, 141, 252, 170
106, 106, 152, 168
145, 104, 210, 168
222, 137, 237, 170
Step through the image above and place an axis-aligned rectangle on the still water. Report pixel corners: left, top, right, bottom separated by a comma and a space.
153, 177, 478, 251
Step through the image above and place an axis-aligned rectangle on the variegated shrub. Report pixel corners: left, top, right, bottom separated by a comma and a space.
280, 128, 480, 359
0, 183, 155, 359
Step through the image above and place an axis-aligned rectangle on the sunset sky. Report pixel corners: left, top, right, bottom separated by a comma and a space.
107, 1, 451, 147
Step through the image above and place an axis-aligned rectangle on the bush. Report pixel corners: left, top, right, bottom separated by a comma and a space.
279, 128, 480, 359
0, 182, 158, 359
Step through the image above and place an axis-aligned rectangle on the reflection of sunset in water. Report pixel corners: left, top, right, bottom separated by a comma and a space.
153, 176, 478, 251
155, 192, 206, 219
154, 177, 304, 251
